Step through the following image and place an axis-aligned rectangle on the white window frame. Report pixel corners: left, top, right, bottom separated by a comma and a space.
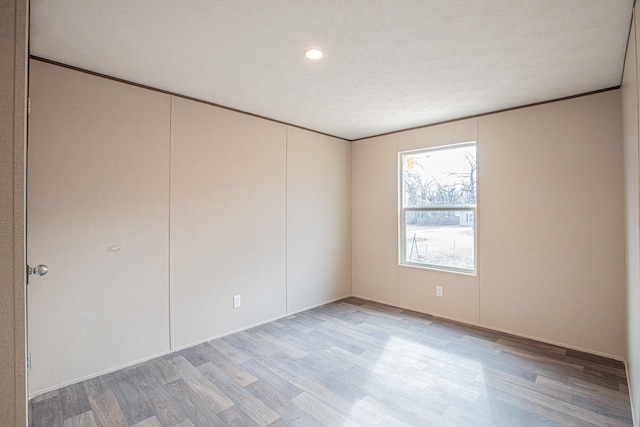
399, 142, 477, 274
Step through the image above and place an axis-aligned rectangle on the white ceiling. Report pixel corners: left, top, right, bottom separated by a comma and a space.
30, 1, 633, 141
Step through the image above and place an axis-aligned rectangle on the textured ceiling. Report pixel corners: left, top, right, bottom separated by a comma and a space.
30, 1, 633, 141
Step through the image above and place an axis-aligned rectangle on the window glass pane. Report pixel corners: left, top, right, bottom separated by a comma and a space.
403, 145, 476, 207
404, 210, 474, 270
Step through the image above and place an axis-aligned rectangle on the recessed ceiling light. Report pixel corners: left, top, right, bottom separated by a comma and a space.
305, 49, 323, 60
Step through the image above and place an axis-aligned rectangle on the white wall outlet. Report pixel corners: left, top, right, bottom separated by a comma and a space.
436, 286, 443, 298
233, 295, 241, 309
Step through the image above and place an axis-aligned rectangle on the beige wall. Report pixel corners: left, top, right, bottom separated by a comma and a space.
171, 96, 287, 348
0, 0, 28, 424
27, 61, 172, 393
27, 60, 352, 395
286, 127, 351, 313
352, 90, 626, 358
622, 9, 640, 426
351, 134, 400, 304
478, 91, 624, 357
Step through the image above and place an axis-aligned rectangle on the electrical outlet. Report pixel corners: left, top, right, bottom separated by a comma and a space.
233, 295, 241, 309
436, 286, 443, 298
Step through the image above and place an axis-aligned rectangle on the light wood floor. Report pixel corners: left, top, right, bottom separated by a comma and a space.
30, 298, 633, 426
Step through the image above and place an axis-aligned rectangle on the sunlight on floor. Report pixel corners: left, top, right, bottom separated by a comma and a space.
347, 336, 490, 426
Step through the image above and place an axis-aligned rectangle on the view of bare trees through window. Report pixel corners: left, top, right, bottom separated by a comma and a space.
402, 144, 476, 271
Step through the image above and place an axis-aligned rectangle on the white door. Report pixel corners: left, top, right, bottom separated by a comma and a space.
26, 60, 171, 395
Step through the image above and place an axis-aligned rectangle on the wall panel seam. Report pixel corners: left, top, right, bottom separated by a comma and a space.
395, 133, 400, 306
285, 126, 289, 314
168, 95, 174, 351
476, 118, 481, 325
349, 142, 353, 296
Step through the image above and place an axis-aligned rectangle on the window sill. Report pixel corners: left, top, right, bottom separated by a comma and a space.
399, 262, 477, 277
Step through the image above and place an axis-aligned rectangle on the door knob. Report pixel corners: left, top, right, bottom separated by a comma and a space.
28, 264, 48, 277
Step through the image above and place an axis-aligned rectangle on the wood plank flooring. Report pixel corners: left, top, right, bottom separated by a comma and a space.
29, 298, 633, 426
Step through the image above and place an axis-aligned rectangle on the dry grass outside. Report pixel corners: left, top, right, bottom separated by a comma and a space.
406, 224, 474, 270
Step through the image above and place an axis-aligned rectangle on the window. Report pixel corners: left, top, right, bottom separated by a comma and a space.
400, 143, 476, 273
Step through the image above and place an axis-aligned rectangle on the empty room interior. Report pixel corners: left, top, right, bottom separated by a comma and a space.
5, 0, 640, 426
